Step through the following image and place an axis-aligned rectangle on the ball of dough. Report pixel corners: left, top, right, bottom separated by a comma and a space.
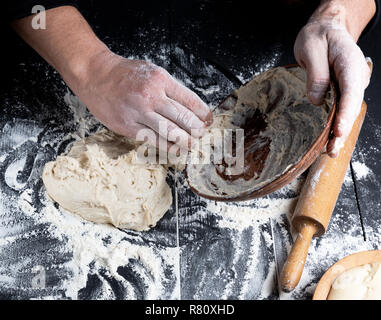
42, 130, 172, 231
327, 262, 381, 300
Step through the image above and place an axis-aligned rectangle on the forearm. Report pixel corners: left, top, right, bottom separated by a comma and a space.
310, 0, 376, 41
11, 6, 110, 92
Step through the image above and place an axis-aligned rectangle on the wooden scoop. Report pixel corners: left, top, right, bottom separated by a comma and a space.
279, 101, 367, 293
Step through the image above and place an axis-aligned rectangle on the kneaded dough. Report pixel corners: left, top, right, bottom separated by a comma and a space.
327, 262, 381, 300
42, 130, 172, 231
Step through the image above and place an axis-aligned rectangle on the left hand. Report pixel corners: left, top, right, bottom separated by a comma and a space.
294, 19, 372, 157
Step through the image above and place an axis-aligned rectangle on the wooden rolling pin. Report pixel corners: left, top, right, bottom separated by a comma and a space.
279, 101, 367, 293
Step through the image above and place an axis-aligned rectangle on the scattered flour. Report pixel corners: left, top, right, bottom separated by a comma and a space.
1, 44, 377, 301
0, 84, 179, 299
352, 161, 372, 180
18, 189, 179, 299
207, 196, 298, 232
235, 51, 281, 84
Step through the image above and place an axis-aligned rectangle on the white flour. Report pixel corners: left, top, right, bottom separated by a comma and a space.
235, 51, 281, 84
352, 161, 371, 180
207, 177, 302, 232
19, 188, 179, 299
0, 44, 377, 300
0, 82, 179, 299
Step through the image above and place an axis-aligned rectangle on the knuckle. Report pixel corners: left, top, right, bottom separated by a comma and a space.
176, 110, 194, 128
148, 66, 168, 82
137, 81, 153, 99
138, 65, 168, 96
336, 110, 357, 134
336, 119, 349, 133
311, 78, 330, 88
141, 111, 155, 124
309, 77, 330, 97
302, 23, 325, 40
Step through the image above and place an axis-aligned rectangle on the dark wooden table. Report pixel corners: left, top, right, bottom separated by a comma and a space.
0, 0, 380, 300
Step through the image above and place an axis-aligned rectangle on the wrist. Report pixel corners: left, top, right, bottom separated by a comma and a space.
308, 0, 376, 41
309, 1, 347, 25
60, 43, 112, 93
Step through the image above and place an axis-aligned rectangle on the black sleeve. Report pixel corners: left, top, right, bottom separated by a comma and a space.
5, 0, 78, 22
361, 0, 380, 37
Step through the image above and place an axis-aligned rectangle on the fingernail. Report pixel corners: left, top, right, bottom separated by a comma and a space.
365, 57, 373, 72
308, 91, 325, 105
205, 113, 213, 126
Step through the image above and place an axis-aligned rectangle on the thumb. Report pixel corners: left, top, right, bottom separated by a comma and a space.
302, 45, 331, 105
306, 64, 330, 105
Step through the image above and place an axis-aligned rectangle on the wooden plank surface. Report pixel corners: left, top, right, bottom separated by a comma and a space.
351, 26, 381, 244
0, 0, 380, 300
170, 0, 376, 300
0, 0, 180, 300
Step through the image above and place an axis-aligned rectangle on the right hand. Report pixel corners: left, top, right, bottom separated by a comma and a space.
294, 18, 372, 158
74, 51, 212, 150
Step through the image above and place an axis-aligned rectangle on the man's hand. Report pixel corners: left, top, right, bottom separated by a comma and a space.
12, 6, 212, 150
294, 0, 375, 157
75, 52, 212, 150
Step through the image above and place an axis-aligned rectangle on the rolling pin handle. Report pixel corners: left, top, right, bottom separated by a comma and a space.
280, 223, 318, 293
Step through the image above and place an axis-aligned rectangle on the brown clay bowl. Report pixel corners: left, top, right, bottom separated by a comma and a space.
186, 64, 337, 201
313, 250, 381, 300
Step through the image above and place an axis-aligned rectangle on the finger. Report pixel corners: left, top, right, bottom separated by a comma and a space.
165, 77, 213, 125
132, 122, 173, 150
333, 91, 363, 138
300, 41, 331, 105
133, 124, 189, 166
141, 111, 191, 150
155, 98, 206, 138
328, 53, 368, 157
365, 56, 373, 88
326, 136, 344, 158
138, 129, 177, 153
111, 121, 179, 165
328, 90, 362, 158
332, 52, 367, 139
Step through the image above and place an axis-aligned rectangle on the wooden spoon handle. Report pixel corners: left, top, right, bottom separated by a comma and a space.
280, 222, 318, 292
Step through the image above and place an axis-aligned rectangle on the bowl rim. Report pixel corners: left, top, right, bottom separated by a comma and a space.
186, 63, 338, 202
313, 250, 381, 300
